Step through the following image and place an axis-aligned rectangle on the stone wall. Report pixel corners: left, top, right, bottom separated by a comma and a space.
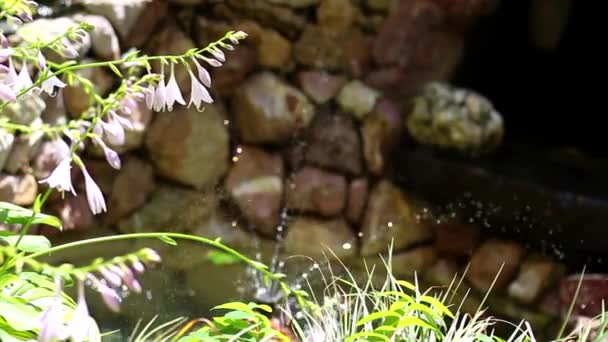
0, 0, 595, 337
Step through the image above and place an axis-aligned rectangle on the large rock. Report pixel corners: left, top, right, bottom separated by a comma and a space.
147, 22, 196, 94
304, 114, 363, 175
210, 46, 259, 97
118, 185, 218, 234
286, 166, 347, 217
406, 82, 504, 156
63, 60, 115, 118
83, 0, 168, 47
294, 25, 350, 70
372, 0, 443, 68
3, 134, 41, 174
1, 93, 46, 125
346, 178, 368, 224
72, 14, 120, 60
224, 146, 284, 237
317, 0, 357, 33
233, 72, 315, 144
284, 216, 357, 259
467, 239, 525, 292
145, 104, 229, 190
105, 157, 156, 224
257, 29, 292, 69
223, 0, 307, 38
19, 17, 91, 61
360, 180, 433, 255
507, 255, 564, 304
48, 195, 96, 232
560, 274, 608, 318
297, 70, 346, 105
336, 80, 381, 120
361, 98, 404, 174
0, 174, 37, 206
434, 221, 480, 256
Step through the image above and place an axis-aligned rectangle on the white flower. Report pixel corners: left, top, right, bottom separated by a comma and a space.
192, 57, 211, 87
152, 76, 166, 112
164, 64, 185, 111
17, 62, 34, 91
38, 277, 68, 342
41, 74, 66, 96
66, 281, 100, 342
187, 69, 213, 111
0, 83, 16, 101
39, 157, 75, 195
79, 163, 107, 214
144, 83, 155, 110
92, 136, 121, 170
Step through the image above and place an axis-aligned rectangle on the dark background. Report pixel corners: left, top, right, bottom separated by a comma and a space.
453, 1, 604, 157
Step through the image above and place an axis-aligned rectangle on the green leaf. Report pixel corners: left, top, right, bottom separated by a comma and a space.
212, 302, 254, 315
253, 303, 272, 313
206, 250, 240, 265
0, 235, 51, 253
356, 311, 401, 326
108, 64, 123, 77
0, 202, 62, 229
420, 295, 454, 318
0, 297, 41, 331
345, 332, 390, 342
157, 235, 177, 246
396, 316, 437, 331
395, 280, 417, 291
224, 310, 254, 321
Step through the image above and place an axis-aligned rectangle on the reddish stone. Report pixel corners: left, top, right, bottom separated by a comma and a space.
126, 0, 169, 48
212, 46, 259, 96
224, 146, 284, 237
362, 98, 405, 174
434, 221, 480, 256
467, 239, 525, 292
365, 68, 435, 96
508, 256, 564, 304
560, 274, 608, 318
222, 46, 260, 88
49, 195, 96, 231
346, 178, 368, 224
297, 70, 346, 104
286, 166, 347, 217
105, 157, 156, 224
412, 31, 464, 80
305, 114, 363, 175
343, 31, 372, 78
372, 0, 443, 68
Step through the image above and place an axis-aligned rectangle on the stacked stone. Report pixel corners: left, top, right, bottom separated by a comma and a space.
1, 0, 592, 337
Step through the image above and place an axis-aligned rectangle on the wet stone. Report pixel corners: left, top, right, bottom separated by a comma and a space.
336, 80, 381, 120
304, 114, 363, 175
284, 216, 357, 259
507, 255, 564, 304
224, 146, 284, 237
346, 178, 369, 224
286, 166, 347, 217
467, 239, 525, 292
297, 70, 346, 105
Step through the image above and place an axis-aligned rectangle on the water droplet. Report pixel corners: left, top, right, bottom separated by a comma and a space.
342, 242, 352, 250
357, 232, 363, 237
276, 225, 283, 232
224, 119, 230, 125
236, 147, 242, 154
302, 273, 308, 279
146, 290, 152, 300
231, 221, 237, 227
232, 156, 239, 162
387, 221, 393, 228
312, 263, 320, 269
